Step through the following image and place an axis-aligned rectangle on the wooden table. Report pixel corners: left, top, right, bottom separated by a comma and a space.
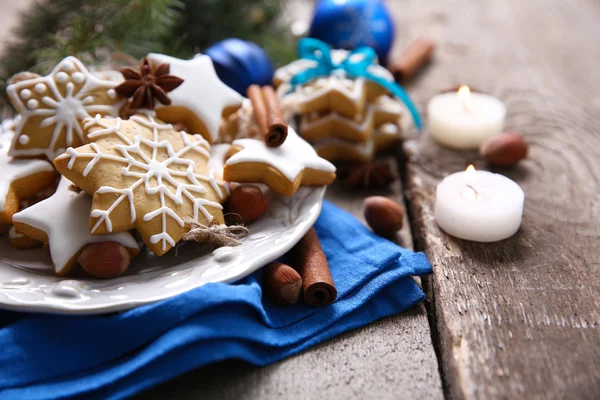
2, 0, 599, 398
146, 0, 600, 397
147, 0, 600, 398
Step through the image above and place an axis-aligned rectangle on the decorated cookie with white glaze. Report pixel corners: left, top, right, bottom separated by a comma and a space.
54, 112, 229, 256
145, 53, 243, 144
224, 126, 336, 196
8, 225, 42, 249
274, 50, 393, 118
6, 56, 123, 161
0, 132, 57, 224
12, 177, 140, 276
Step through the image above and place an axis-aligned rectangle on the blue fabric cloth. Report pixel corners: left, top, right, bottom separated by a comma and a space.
0, 201, 432, 400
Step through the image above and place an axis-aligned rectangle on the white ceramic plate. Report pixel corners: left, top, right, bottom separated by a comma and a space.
0, 186, 325, 315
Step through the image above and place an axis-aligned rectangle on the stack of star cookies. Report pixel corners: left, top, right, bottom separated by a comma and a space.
272, 50, 413, 164
1, 54, 336, 279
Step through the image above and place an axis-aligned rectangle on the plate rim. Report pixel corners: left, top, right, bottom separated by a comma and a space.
0, 186, 325, 315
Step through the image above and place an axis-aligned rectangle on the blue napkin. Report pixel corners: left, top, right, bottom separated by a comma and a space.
0, 201, 432, 400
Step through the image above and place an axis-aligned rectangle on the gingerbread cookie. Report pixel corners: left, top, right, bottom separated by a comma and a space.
312, 123, 403, 163
0, 132, 57, 224
143, 53, 243, 144
8, 226, 42, 249
297, 94, 408, 143
55, 113, 229, 256
274, 50, 392, 118
224, 126, 336, 196
12, 177, 139, 276
6, 56, 123, 161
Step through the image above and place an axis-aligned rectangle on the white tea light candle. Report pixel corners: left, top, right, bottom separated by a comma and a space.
435, 165, 524, 242
428, 86, 506, 149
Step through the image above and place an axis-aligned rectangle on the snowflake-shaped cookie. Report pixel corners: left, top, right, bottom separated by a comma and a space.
6, 56, 123, 161
55, 113, 228, 256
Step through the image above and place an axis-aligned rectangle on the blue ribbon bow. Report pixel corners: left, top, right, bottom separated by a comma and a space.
290, 38, 422, 130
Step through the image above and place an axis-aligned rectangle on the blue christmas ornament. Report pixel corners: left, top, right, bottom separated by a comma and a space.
309, 0, 395, 64
205, 39, 275, 95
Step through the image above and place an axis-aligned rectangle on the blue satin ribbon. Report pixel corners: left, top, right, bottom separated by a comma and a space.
290, 38, 422, 130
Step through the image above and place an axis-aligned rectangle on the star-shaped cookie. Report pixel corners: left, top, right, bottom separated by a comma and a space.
224, 127, 336, 196
55, 113, 229, 256
13, 177, 139, 276
8, 225, 42, 249
6, 56, 123, 161
298, 94, 407, 143
146, 53, 243, 144
275, 50, 392, 118
312, 123, 402, 163
0, 132, 57, 224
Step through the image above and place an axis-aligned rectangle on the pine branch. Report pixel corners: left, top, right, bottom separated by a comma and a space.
0, 0, 295, 109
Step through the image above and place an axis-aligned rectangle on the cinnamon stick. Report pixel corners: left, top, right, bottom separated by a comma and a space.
262, 86, 288, 146
292, 228, 337, 307
391, 37, 436, 83
247, 85, 288, 147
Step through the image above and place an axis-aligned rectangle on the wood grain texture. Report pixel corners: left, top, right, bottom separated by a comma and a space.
140, 159, 443, 400
392, 0, 600, 398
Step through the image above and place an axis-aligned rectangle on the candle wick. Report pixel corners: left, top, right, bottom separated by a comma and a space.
465, 184, 477, 194
463, 184, 479, 201
460, 98, 471, 113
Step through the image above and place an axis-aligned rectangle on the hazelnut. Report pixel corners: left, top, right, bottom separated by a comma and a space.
227, 185, 268, 225
78, 242, 131, 279
262, 262, 303, 305
480, 132, 528, 166
364, 196, 404, 236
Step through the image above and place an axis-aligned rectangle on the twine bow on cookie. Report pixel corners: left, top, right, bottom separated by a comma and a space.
289, 38, 422, 130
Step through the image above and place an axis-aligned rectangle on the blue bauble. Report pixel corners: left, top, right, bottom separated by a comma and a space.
309, 0, 395, 65
205, 39, 275, 95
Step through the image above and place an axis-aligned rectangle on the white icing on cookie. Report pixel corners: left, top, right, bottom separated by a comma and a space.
57, 113, 227, 252
6, 56, 123, 161
277, 74, 367, 114
274, 49, 393, 85
8, 226, 23, 239
146, 53, 243, 143
210, 144, 270, 194
27, 99, 38, 110
0, 133, 55, 214
226, 126, 336, 183
275, 48, 396, 115
34, 83, 47, 94
12, 177, 139, 275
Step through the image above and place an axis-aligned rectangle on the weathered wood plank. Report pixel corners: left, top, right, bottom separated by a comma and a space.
395, 0, 600, 398
142, 159, 443, 399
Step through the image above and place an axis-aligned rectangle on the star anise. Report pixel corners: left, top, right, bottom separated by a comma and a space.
115, 57, 184, 110
342, 159, 398, 189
